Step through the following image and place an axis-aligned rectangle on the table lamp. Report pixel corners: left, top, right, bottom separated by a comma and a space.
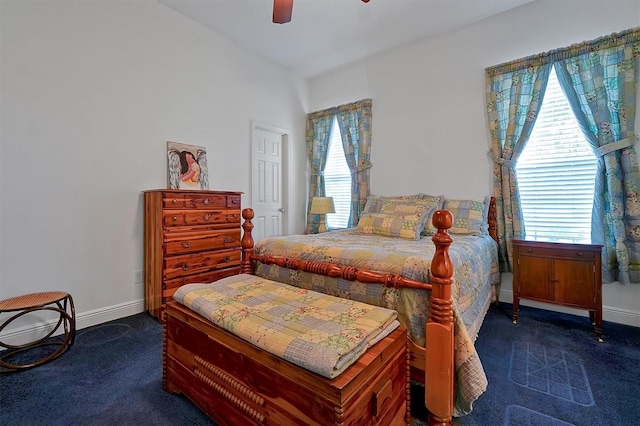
310, 197, 335, 233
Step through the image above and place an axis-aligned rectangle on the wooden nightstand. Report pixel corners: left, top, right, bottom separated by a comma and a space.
512, 239, 603, 342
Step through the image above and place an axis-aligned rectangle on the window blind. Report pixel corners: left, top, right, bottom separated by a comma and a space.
324, 117, 352, 229
515, 67, 597, 244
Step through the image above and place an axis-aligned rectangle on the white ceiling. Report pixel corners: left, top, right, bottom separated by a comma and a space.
158, 0, 535, 79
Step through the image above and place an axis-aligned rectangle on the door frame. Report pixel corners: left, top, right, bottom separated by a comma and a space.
251, 120, 290, 238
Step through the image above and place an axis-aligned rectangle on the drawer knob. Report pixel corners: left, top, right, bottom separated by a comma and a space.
577, 252, 583, 256
181, 241, 191, 248
172, 216, 178, 221
203, 214, 212, 221
172, 199, 177, 204
526, 248, 533, 253
223, 237, 232, 243
203, 198, 211, 205
221, 256, 231, 263
181, 264, 190, 271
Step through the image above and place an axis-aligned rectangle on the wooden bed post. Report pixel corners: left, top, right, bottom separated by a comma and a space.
241, 208, 255, 274
426, 210, 455, 426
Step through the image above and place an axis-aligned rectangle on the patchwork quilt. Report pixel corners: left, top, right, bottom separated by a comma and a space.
173, 274, 400, 379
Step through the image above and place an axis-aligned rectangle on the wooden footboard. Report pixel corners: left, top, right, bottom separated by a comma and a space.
240, 208, 456, 426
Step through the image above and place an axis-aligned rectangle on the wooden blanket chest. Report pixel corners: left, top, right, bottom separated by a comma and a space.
163, 301, 410, 425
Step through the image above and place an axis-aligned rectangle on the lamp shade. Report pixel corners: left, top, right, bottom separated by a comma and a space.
310, 197, 335, 214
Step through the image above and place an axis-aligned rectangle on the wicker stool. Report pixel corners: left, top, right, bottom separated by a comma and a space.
0, 291, 76, 373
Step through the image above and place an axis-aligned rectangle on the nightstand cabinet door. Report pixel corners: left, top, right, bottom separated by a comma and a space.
554, 258, 596, 308
517, 255, 553, 301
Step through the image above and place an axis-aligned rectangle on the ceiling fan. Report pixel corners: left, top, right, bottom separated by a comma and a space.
273, 0, 371, 24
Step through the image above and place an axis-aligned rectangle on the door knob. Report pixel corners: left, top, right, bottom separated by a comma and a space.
278, 208, 285, 212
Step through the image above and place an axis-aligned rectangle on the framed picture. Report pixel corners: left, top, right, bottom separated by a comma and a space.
167, 141, 209, 190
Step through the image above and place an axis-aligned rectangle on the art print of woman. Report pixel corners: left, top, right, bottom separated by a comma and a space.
167, 142, 209, 190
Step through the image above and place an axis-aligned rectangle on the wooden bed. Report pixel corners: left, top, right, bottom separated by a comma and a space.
240, 198, 499, 426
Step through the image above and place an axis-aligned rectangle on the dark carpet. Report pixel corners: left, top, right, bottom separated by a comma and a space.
1, 303, 638, 425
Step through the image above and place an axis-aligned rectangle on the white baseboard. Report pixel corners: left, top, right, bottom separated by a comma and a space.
498, 289, 640, 328
0, 299, 146, 347
3, 292, 637, 348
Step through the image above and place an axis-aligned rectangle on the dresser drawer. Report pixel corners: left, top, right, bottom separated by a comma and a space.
517, 246, 596, 261
185, 194, 227, 209
163, 195, 185, 209
164, 249, 241, 279
163, 193, 227, 209
163, 210, 241, 227
164, 230, 241, 255
164, 212, 186, 226
184, 210, 240, 226
226, 194, 241, 208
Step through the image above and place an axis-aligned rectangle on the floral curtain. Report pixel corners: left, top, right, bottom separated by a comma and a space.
485, 63, 551, 271
304, 114, 332, 234
336, 99, 373, 227
305, 99, 373, 233
554, 28, 640, 283
485, 27, 640, 283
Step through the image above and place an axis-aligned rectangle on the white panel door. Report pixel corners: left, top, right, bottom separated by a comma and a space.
251, 123, 287, 244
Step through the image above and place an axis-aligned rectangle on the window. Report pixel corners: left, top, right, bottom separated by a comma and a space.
515, 66, 597, 244
324, 117, 351, 229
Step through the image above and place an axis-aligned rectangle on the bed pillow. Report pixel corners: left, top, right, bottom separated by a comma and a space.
363, 193, 443, 214
420, 208, 441, 237
354, 209, 431, 240
379, 200, 429, 215
443, 197, 490, 236
362, 193, 444, 237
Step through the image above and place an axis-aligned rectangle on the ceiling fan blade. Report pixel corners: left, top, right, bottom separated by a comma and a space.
273, 0, 293, 24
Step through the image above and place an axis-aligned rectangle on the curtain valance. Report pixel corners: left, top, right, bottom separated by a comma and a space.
307, 98, 372, 120
485, 27, 640, 77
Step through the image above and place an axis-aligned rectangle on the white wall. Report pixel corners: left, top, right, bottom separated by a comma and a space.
0, 0, 308, 338
1, 0, 638, 343
308, 0, 640, 326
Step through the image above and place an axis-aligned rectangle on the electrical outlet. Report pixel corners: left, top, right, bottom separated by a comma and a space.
134, 270, 144, 284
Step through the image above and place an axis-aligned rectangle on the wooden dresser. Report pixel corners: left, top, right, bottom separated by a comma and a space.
512, 239, 603, 341
144, 190, 242, 319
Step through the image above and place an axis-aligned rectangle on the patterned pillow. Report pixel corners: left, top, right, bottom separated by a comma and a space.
443, 197, 490, 235
363, 193, 443, 214
421, 208, 441, 236
354, 210, 431, 240
362, 194, 444, 237
379, 200, 430, 215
